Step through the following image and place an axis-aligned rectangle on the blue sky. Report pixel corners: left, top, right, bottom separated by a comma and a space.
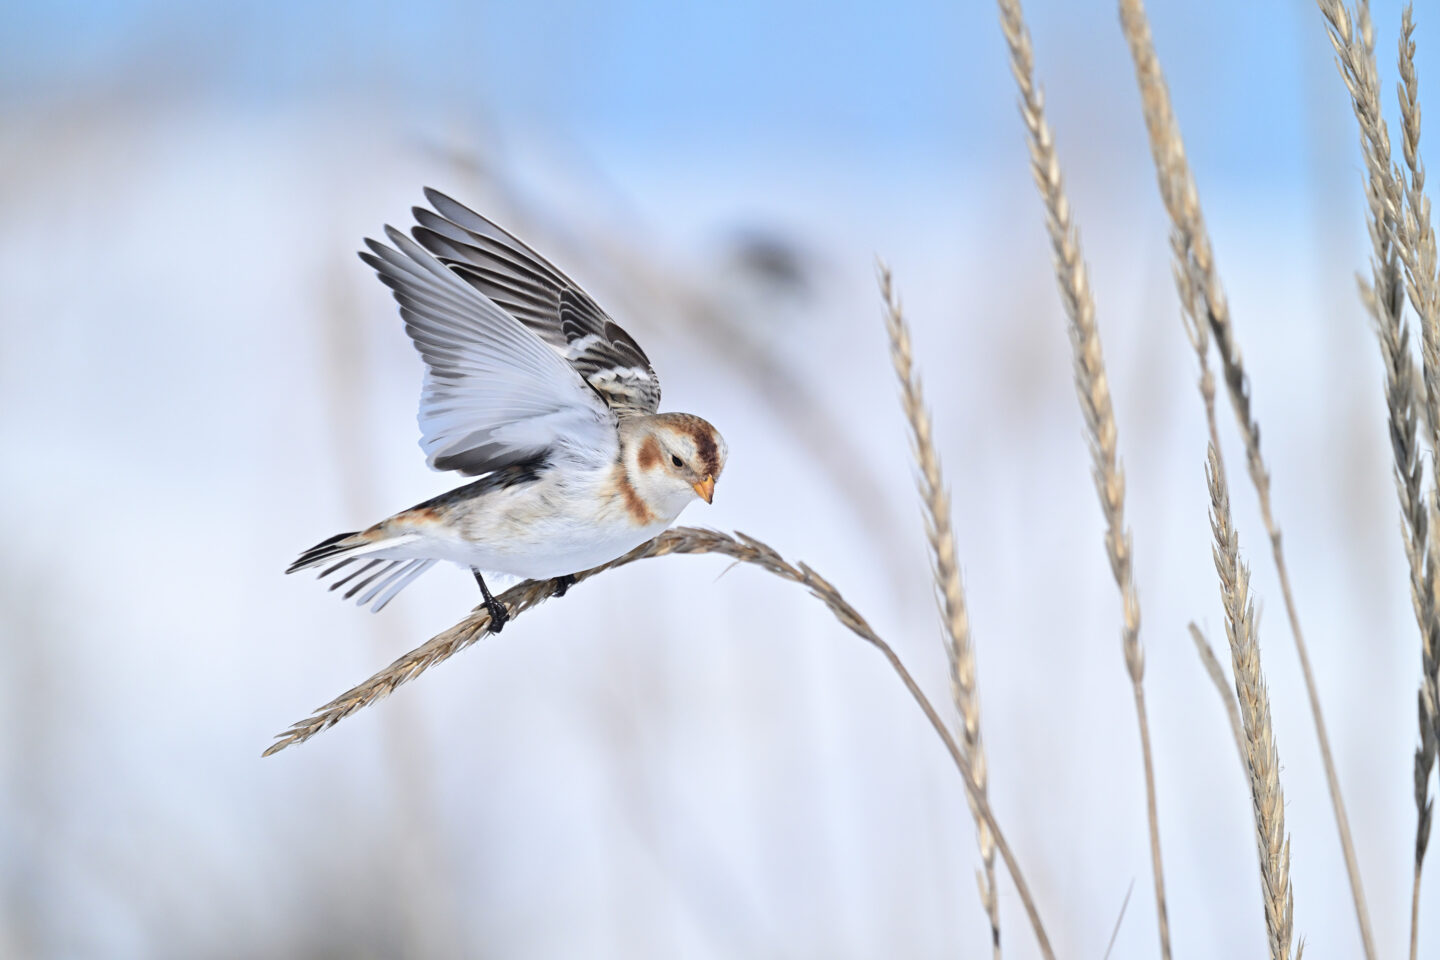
6, 0, 1430, 191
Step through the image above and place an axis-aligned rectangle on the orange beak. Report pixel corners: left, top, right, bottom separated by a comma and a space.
692, 476, 715, 504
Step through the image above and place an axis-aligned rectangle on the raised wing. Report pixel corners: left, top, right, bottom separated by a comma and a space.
360, 226, 616, 476
407, 188, 662, 416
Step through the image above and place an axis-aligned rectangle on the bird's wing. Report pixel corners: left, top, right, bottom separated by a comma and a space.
408, 188, 662, 416
361, 226, 617, 476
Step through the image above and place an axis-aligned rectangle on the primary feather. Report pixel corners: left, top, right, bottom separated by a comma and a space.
409, 189, 663, 416
360, 224, 617, 476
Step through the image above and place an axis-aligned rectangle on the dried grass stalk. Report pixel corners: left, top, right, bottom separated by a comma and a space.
1396, 12, 1440, 955
1120, 1, 1371, 952
1176, 205, 1305, 955
879, 263, 999, 957
267, 526, 1055, 958
1392, 6, 1440, 443
1102, 880, 1135, 960
1316, 5, 1440, 956
1398, 8, 1440, 364
994, 1, 1170, 954
1206, 446, 1297, 960
1189, 622, 1247, 776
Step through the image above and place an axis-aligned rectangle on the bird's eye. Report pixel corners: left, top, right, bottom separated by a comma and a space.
671, 454, 684, 468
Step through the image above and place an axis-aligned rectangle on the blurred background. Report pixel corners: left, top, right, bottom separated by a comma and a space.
2, 0, 1436, 957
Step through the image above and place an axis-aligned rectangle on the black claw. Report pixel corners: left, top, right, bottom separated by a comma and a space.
554, 574, 576, 598
486, 597, 509, 632
473, 568, 508, 632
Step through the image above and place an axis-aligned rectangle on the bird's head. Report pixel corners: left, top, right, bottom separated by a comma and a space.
623, 413, 728, 515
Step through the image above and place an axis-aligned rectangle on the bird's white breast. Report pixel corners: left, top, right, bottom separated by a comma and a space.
419, 460, 685, 580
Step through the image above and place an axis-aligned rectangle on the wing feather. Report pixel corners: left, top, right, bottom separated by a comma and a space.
360, 226, 616, 476
408, 189, 662, 415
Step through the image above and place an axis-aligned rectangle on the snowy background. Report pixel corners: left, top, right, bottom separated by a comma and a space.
1, 1, 1436, 957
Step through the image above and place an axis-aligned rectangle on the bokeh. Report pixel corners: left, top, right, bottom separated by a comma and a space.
2, 1, 1436, 957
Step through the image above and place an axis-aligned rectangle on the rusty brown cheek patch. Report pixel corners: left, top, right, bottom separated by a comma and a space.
637, 435, 661, 471
615, 466, 655, 524
691, 427, 719, 477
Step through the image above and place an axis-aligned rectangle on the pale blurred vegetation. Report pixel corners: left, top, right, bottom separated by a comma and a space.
1, 2, 1436, 957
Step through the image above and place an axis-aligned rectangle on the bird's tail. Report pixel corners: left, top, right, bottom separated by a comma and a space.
286, 530, 437, 613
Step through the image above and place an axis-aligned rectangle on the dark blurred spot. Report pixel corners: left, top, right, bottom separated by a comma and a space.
725, 230, 813, 299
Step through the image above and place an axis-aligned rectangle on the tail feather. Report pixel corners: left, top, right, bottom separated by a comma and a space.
320, 557, 356, 577
331, 558, 384, 593
368, 559, 433, 611
288, 531, 435, 612
286, 530, 364, 574
341, 560, 393, 600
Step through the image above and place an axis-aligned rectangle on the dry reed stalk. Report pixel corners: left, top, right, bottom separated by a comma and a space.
1316, 0, 1431, 444
1102, 879, 1135, 960
1396, 14, 1440, 955
267, 526, 1056, 959
1119, 2, 1373, 953
878, 263, 999, 957
1398, 8, 1440, 370
1178, 226, 1305, 956
1316, 5, 1440, 956
1206, 443, 1296, 960
994, 1, 1171, 955
1188, 622, 1247, 775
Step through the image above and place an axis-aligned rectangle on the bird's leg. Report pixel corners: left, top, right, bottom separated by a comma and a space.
553, 574, 577, 598
472, 568, 509, 632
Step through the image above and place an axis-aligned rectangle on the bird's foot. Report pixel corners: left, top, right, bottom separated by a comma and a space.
473, 568, 509, 632
553, 574, 577, 598
485, 595, 509, 632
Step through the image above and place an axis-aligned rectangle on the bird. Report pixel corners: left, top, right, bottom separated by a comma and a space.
287, 189, 727, 631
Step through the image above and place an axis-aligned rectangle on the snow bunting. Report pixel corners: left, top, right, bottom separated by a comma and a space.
287, 189, 726, 630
